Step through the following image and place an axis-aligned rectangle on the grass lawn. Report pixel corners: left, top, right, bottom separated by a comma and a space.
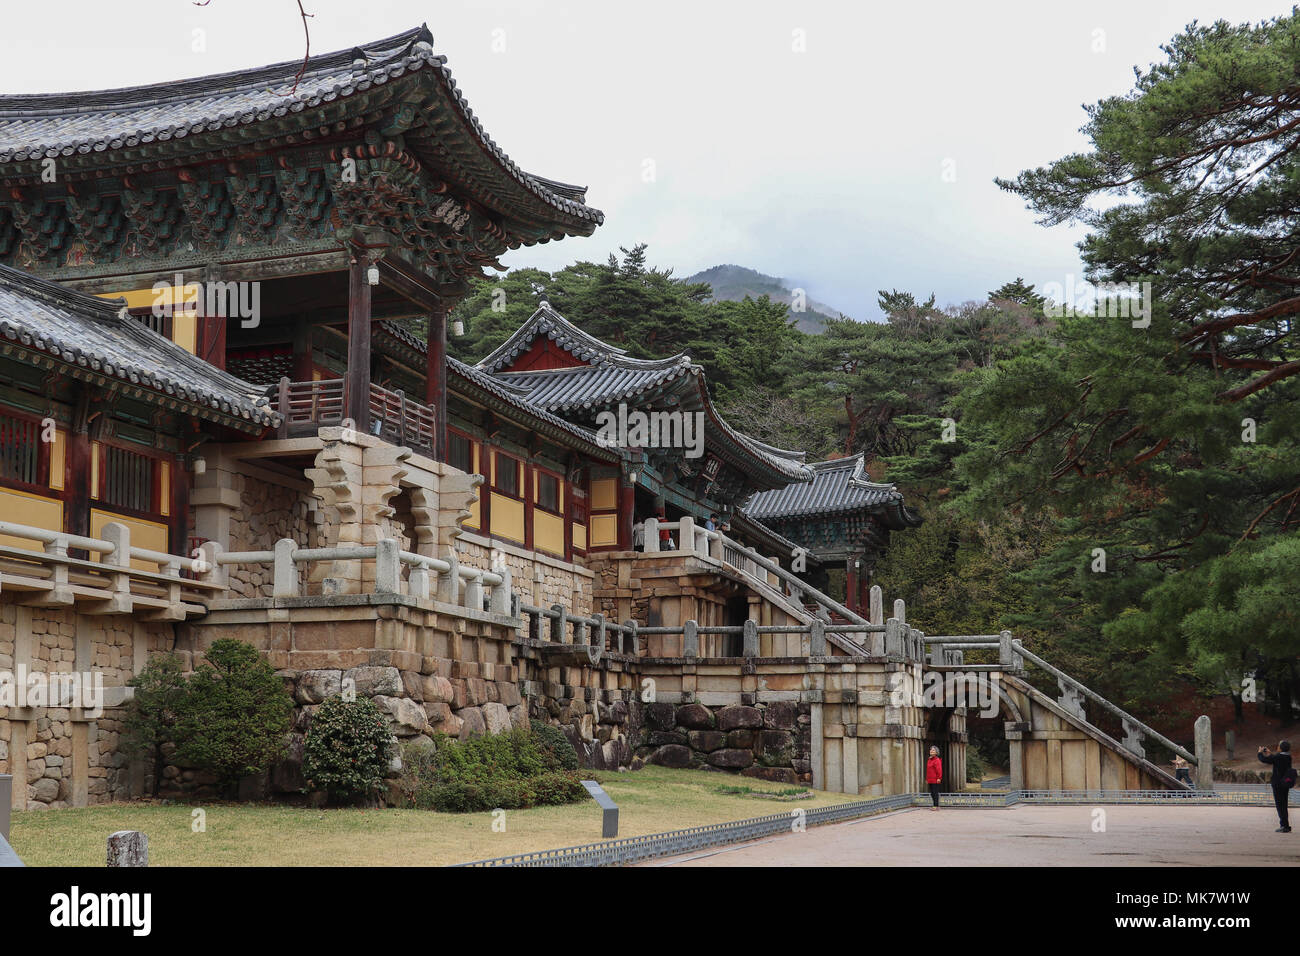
8, 767, 861, 867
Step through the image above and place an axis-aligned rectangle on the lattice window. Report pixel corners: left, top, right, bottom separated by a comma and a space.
102, 445, 155, 513
0, 413, 40, 485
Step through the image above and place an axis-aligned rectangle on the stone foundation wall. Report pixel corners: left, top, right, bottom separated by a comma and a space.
638, 699, 813, 785
0, 600, 173, 810
455, 532, 594, 616
516, 642, 641, 770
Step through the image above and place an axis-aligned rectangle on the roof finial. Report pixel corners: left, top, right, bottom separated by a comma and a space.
412, 23, 435, 55
539, 299, 551, 310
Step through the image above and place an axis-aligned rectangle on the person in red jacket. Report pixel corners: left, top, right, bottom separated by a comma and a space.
926, 746, 943, 810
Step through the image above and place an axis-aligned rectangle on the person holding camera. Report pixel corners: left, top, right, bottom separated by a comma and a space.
1258, 741, 1295, 833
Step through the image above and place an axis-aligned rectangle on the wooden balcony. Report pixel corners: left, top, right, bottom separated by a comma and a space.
273, 378, 436, 454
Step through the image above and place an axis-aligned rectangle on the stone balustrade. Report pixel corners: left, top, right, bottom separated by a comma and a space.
205, 537, 511, 614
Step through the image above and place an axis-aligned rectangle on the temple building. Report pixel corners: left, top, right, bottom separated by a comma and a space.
745, 453, 922, 616
8, 25, 1136, 814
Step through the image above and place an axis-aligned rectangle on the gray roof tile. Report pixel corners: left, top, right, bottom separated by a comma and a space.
0, 263, 278, 428
745, 454, 910, 520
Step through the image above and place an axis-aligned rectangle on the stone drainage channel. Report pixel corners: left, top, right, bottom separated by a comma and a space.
456, 789, 1296, 867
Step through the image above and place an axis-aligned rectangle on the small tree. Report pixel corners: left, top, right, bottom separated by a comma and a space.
123, 654, 189, 797
175, 639, 293, 796
302, 696, 396, 804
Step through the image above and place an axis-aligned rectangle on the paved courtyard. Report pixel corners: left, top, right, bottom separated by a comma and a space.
648, 804, 1298, 866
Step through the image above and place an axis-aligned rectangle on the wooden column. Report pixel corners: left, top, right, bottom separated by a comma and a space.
425, 309, 448, 461
845, 557, 859, 614
171, 452, 190, 557
346, 253, 373, 434
618, 475, 636, 550
292, 316, 314, 382
66, 388, 92, 541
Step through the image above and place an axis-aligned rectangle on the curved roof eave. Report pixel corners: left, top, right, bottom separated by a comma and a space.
0, 25, 602, 233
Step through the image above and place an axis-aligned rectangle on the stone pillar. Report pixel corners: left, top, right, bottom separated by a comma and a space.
190, 449, 243, 552
1194, 714, 1214, 791
107, 830, 148, 867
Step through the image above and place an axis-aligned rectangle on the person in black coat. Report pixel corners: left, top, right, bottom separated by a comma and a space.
1258, 740, 1293, 833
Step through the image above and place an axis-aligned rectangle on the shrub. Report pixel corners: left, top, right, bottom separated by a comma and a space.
174, 639, 294, 795
531, 719, 580, 770
966, 747, 986, 783
123, 654, 189, 797
302, 696, 396, 804
397, 726, 587, 812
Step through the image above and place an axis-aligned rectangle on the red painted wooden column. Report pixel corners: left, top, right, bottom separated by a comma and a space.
425, 309, 448, 462
845, 557, 859, 615
65, 425, 91, 540
618, 474, 636, 551
346, 252, 373, 434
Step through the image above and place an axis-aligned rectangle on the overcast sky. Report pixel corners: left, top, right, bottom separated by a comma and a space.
4, 0, 1292, 319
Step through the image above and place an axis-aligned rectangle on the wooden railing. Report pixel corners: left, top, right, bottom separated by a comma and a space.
369, 383, 435, 453
273, 378, 435, 453
275, 378, 345, 437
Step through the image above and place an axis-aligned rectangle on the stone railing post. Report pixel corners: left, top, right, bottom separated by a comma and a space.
1194, 715, 1214, 790
1057, 677, 1087, 720
1121, 718, 1146, 759
884, 617, 901, 657
621, 619, 637, 656
488, 566, 512, 614
272, 538, 299, 598
644, 517, 659, 552
100, 522, 132, 606
374, 538, 400, 595
197, 540, 226, 591
708, 533, 722, 560
869, 585, 883, 626
893, 598, 906, 624
0, 775, 10, 840
742, 619, 759, 657
591, 612, 607, 652
683, 619, 698, 658
464, 572, 484, 611
678, 517, 694, 555
408, 565, 432, 600
437, 549, 460, 605
809, 619, 826, 656
551, 604, 568, 644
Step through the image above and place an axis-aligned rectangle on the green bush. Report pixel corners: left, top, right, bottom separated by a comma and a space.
174, 639, 294, 795
966, 747, 986, 783
302, 696, 396, 804
398, 727, 587, 812
123, 654, 189, 797
531, 719, 580, 770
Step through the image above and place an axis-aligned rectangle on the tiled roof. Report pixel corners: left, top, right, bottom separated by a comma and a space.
478, 304, 811, 482
477, 302, 674, 373
0, 263, 278, 428
745, 454, 912, 520
374, 319, 623, 458
0, 25, 601, 228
